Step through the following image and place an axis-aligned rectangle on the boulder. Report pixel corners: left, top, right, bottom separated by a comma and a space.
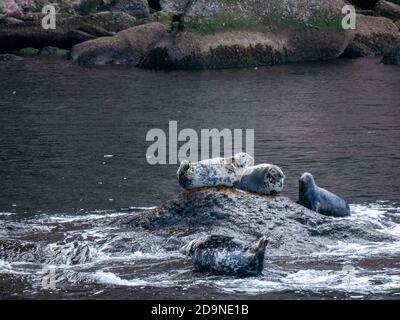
161, 0, 352, 69
0, 16, 24, 24
115, 188, 394, 257
103, 0, 150, 18
0, 53, 23, 60
381, 45, 400, 63
18, 46, 39, 55
71, 22, 168, 65
0, 11, 137, 52
341, 14, 400, 57
0, 188, 395, 265
0, 0, 82, 17
160, 0, 189, 12
39, 46, 70, 57
375, 0, 400, 20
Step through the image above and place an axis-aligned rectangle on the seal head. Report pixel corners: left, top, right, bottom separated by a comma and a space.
237, 164, 285, 195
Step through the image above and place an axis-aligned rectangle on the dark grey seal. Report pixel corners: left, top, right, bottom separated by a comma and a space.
298, 172, 351, 217
180, 235, 268, 277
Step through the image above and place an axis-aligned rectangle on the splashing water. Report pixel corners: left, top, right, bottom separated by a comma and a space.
0, 201, 399, 299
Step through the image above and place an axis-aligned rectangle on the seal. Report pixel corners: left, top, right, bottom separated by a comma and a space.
177, 152, 254, 190
237, 164, 285, 195
298, 172, 351, 217
180, 235, 269, 277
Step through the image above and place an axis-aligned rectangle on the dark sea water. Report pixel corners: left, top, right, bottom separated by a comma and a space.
0, 57, 399, 299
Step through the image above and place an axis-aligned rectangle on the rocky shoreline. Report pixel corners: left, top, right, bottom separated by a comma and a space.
1, 0, 400, 67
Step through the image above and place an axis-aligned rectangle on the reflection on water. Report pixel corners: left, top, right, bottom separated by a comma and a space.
0, 57, 399, 299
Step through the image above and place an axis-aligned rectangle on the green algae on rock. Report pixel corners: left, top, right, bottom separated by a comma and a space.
72, 0, 353, 69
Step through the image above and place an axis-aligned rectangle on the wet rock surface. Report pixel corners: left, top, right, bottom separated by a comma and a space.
72, 0, 353, 68
71, 22, 168, 65
341, 14, 400, 57
0, 11, 138, 52
0, 188, 395, 265
0, 188, 399, 298
0, 53, 23, 60
375, 0, 400, 20
382, 45, 400, 63
115, 188, 394, 256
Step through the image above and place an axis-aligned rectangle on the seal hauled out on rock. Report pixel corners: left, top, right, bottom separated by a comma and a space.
237, 164, 285, 195
298, 172, 351, 217
180, 235, 269, 277
177, 152, 254, 189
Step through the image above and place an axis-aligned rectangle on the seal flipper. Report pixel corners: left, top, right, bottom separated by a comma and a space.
312, 202, 321, 213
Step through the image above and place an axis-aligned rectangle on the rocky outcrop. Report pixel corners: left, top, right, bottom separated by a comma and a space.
73, 0, 353, 69
382, 45, 400, 63
347, 0, 380, 10
116, 188, 394, 257
160, 0, 189, 12
0, 0, 84, 17
103, 0, 150, 18
39, 45, 70, 56
341, 14, 400, 57
0, 53, 23, 60
0, 11, 138, 52
375, 0, 400, 20
71, 22, 168, 65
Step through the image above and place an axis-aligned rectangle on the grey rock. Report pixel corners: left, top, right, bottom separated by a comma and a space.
120, 188, 394, 257
0, 12, 137, 52
382, 46, 400, 63
71, 22, 168, 65
0, 53, 23, 60
0, 188, 396, 266
341, 14, 400, 57
39, 46, 70, 57
104, 0, 150, 19
160, 0, 189, 12
375, 0, 400, 20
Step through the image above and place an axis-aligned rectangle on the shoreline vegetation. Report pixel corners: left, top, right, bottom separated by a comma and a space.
1, 0, 399, 68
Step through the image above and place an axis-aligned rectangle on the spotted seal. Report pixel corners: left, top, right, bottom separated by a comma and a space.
236, 164, 285, 195
298, 172, 351, 217
177, 152, 254, 189
180, 235, 269, 277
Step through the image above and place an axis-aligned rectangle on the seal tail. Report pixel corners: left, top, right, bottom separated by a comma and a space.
177, 160, 191, 189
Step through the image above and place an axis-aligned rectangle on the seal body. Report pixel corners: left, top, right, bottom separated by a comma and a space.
180, 235, 268, 277
298, 172, 351, 217
237, 164, 285, 195
177, 152, 254, 190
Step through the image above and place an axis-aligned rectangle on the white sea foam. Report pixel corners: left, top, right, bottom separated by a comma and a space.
91, 271, 175, 287
0, 212, 16, 217
214, 269, 400, 295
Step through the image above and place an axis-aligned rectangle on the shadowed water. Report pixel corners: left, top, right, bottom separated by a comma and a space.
0, 57, 399, 299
